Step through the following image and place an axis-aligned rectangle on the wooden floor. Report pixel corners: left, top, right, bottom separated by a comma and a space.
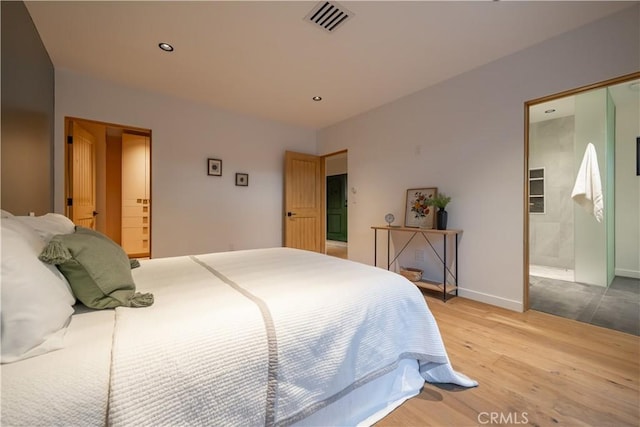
326, 242, 348, 259
377, 294, 640, 427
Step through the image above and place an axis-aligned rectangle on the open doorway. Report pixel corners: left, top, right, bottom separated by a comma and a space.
324, 151, 348, 259
64, 117, 152, 258
524, 72, 639, 335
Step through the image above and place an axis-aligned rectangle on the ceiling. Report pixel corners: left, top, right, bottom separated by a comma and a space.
25, 1, 635, 130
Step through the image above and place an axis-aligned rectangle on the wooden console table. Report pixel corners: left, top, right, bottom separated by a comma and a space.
371, 226, 462, 301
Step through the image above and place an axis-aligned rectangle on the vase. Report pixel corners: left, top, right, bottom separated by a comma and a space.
436, 208, 448, 230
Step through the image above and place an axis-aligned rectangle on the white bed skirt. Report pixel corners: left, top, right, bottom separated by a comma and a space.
295, 358, 424, 427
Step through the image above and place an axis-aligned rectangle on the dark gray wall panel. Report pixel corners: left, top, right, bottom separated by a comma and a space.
1, 1, 54, 215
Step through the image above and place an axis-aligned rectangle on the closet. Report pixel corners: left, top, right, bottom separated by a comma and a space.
121, 133, 151, 257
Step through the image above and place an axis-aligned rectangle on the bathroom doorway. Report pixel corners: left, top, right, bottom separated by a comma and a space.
524, 72, 640, 335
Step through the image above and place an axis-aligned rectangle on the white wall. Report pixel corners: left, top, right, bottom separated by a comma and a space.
317, 6, 639, 311
54, 69, 316, 258
326, 153, 347, 176
615, 93, 640, 279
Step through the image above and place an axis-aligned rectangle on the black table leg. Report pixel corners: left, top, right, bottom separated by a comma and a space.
443, 234, 447, 301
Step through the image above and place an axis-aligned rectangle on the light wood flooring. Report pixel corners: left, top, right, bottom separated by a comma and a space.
326, 241, 348, 259
378, 294, 640, 427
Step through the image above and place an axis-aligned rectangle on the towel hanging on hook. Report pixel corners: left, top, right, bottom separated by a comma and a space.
571, 142, 603, 222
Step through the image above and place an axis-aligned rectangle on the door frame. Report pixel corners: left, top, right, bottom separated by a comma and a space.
522, 71, 639, 311
283, 149, 348, 254
64, 116, 152, 255
322, 149, 348, 251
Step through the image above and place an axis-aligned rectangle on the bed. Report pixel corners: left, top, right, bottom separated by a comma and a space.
1, 213, 476, 427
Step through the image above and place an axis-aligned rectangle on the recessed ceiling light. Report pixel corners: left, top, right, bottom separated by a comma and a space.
312, 96, 322, 101
158, 42, 174, 52
544, 109, 556, 114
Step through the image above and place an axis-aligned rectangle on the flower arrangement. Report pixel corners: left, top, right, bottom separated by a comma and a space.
410, 191, 433, 218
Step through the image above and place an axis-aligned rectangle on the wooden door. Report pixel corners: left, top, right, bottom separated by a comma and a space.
326, 174, 347, 242
67, 121, 96, 229
284, 151, 323, 253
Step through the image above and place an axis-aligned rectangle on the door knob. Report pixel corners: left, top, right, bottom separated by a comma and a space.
93, 211, 99, 216
287, 212, 297, 217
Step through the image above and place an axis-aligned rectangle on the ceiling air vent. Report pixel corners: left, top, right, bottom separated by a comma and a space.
304, 1, 354, 33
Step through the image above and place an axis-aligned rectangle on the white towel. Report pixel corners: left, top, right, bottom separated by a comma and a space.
571, 143, 603, 222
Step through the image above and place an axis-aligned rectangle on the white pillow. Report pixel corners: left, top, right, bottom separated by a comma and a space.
1, 218, 75, 364
1, 209, 14, 218
14, 213, 76, 242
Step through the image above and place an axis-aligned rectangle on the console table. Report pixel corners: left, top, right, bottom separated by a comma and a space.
371, 226, 462, 301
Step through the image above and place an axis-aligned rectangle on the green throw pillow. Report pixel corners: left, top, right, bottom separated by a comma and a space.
39, 227, 153, 309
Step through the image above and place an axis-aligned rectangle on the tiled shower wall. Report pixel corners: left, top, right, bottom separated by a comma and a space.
529, 116, 575, 270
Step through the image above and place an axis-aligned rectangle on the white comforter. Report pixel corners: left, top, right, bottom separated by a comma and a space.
108, 248, 475, 426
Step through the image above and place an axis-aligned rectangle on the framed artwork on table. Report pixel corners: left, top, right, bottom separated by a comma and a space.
404, 187, 437, 228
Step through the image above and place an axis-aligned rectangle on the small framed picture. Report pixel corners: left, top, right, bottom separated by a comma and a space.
208, 158, 222, 176
235, 173, 249, 186
404, 187, 437, 228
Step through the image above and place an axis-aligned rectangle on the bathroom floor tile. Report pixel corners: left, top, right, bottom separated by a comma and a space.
606, 276, 640, 297
529, 275, 639, 336
590, 296, 640, 336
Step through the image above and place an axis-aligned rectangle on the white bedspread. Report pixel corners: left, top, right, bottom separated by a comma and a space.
108, 248, 475, 426
1, 309, 114, 426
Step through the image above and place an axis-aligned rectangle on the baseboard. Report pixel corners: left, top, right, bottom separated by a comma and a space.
615, 268, 640, 279
457, 288, 523, 313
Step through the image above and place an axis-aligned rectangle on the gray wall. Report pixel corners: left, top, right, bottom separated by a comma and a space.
529, 117, 575, 270
614, 93, 640, 279
1, 1, 55, 215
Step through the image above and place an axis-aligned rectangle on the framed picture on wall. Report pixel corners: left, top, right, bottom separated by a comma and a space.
235, 173, 249, 186
404, 187, 437, 228
208, 158, 222, 176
